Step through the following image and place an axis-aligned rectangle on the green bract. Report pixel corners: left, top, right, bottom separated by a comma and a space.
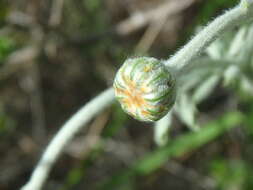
113, 57, 176, 122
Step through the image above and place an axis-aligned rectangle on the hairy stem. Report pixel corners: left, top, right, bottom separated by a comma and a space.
165, 1, 253, 69
21, 87, 114, 190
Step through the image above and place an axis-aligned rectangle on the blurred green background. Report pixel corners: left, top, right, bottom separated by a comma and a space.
1, 0, 253, 190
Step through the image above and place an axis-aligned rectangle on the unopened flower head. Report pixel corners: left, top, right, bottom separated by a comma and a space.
113, 57, 176, 122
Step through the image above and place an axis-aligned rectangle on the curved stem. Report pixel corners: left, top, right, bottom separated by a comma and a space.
21, 87, 114, 190
165, 2, 253, 69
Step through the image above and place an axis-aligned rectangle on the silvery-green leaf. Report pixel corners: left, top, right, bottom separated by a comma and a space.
193, 75, 220, 104
180, 57, 228, 79
242, 25, 253, 60
154, 112, 172, 147
226, 27, 247, 58
179, 58, 223, 92
179, 71, 206, 92
223, 65, 240, 86
206, 39, 223, 60
175, 94, 199, 131
240, 75, 253, 94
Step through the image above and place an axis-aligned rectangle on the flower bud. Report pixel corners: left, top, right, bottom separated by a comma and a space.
113, 57, 176, 122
